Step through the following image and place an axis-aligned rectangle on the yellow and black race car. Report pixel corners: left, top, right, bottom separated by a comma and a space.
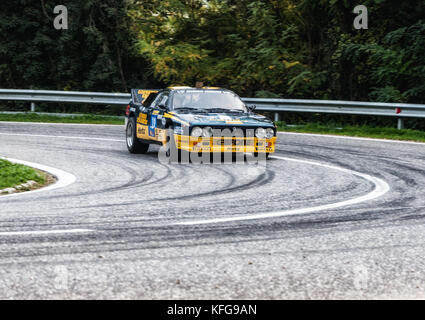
125, 86, 277, 160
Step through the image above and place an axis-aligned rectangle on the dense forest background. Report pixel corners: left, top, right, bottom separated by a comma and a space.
0, 0, 424, 107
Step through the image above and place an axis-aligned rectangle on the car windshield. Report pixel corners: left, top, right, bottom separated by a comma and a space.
172, 90, 247, 112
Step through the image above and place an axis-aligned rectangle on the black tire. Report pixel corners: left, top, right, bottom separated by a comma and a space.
126, 117, 149, 154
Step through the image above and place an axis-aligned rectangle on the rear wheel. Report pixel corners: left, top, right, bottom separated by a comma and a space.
126, 117, 149, 154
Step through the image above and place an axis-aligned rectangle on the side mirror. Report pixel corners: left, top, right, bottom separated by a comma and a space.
157, 103, 167, 111
248, 104, 256, 112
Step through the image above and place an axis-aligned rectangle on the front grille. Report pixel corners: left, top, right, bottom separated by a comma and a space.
207, 126, 257, 138
190, 126, 275, 146
211, 137, 251, 146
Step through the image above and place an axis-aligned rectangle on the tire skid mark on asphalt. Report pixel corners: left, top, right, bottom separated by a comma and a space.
46, 139, 268, 207
173, 155, 390, 226
60, 162, 270, 210
14, 147, 169, 201
274, 150, 362, 177
279, 145, 425, 192
0, 129, 391, 232
286, 143, 425, 190
50, 144, 184, 197
151, 164, 251, 202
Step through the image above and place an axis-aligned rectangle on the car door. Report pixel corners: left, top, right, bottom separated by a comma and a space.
148, 91, 169, 142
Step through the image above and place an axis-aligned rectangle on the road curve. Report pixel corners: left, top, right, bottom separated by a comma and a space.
1, 122, 425, 299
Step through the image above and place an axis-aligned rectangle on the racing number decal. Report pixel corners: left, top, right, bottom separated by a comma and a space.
149, 114, 157, 138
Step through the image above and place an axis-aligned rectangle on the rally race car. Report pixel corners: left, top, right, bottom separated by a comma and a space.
125, 86, 277, 160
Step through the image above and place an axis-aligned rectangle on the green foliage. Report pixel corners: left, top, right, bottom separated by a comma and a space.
129, 0, 307, 96
0, 0, 153, 93
0, 159, 46, 189
128, 0, 424, 103
0, 113, 124, 125
0, 0, 424, 117
343, 20, 425, 103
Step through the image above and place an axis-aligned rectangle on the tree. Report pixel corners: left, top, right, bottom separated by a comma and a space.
0, 0, 152, 92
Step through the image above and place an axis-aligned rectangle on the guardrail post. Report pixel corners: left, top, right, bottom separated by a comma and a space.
30, 102, 35, 112
397, 118, 404, 130
274, 112, 280, 122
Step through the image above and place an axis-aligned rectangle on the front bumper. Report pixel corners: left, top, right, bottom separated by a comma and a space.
174, 135, 276, 153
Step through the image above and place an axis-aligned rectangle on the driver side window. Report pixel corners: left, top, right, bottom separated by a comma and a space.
151, 92, 169, 109
151, 93, 163, 108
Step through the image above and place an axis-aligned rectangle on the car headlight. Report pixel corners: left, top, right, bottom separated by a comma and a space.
255, 127, 267, 139
202, 127, 213, 137
191, 126, 203, 138
266, 128, 274, 139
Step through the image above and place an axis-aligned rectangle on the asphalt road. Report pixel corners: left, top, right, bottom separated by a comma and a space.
1, 121, 425, 299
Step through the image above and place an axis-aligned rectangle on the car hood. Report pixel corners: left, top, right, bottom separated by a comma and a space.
171, 112, 275, 127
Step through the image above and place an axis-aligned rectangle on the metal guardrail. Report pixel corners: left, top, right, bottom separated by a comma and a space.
243, 98, 425, 129
1, 89, 424, 129
0, 89, 130, 109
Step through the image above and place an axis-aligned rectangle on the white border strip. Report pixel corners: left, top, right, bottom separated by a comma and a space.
0, 157, 77, 199
175, 155, 390, 225
278, 131, 425, 146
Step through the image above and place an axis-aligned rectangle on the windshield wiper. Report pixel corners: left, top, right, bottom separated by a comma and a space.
175, 107, 207, 113
205, 108, 245, 113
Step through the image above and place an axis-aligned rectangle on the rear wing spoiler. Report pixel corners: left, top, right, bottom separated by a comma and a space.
131, 89, 160, 105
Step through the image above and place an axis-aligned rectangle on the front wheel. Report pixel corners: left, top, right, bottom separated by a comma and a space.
126, 117, 149, 154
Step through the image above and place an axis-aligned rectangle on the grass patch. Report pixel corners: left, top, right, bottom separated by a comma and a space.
0, 113, 124, 125
276, 122, 425, 143
0, 159, 46, 189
